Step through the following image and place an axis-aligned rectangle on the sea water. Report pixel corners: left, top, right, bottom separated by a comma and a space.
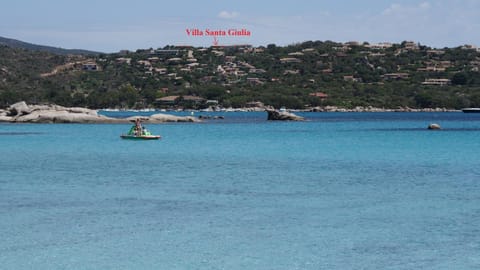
1, 112, 479, 269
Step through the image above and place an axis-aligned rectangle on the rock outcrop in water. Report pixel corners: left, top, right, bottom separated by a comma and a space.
266, 109, 305, 121
0, 101, 200, 123
128, 114, 198, 123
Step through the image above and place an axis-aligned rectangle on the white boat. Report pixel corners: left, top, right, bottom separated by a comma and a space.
462, 108, 480, 113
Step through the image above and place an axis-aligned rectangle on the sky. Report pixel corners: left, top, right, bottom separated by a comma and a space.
1, 0, 479, 52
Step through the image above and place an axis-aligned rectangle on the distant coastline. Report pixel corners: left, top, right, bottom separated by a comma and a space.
1, 38, 479, 111
99, 105, 459, 113
301, 106, 459, 113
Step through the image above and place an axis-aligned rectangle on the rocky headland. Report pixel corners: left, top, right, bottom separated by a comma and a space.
0, 101, 200, 123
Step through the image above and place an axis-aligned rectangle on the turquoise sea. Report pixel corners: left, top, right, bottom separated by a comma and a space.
1, 112, 479, 269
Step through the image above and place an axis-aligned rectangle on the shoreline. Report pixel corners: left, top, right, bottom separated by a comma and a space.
99, 106, 460, 113
0, 101, 466, 124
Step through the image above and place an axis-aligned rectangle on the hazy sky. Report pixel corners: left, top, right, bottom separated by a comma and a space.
1, 0, 478, 52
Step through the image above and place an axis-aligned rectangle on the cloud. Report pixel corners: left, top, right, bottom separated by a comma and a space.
218, 11, 239, 19
419, 2, 431, 9
382, 2, 431, 16
382, 3, 402, 15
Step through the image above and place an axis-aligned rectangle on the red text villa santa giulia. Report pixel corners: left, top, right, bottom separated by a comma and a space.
186, 28, 251, 37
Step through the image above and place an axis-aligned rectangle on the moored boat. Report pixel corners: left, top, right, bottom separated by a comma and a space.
462, 108, 480, 113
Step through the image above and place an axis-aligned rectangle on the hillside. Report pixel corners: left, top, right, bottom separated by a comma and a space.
1, 40, 480, 109
0, 36, 101, 55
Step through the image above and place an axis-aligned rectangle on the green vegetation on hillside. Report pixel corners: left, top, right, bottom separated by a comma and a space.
1, 40, 480, 109
0, 36, 101, 55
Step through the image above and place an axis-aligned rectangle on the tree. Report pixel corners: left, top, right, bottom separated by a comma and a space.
415, 92, 434, 108
118, 84, 139, 108
451, 72, 468, 85
0, 90, 21, 107
266, 44, 279, 54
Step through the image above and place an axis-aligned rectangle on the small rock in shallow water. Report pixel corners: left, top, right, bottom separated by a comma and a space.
428, 123, 441, 130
